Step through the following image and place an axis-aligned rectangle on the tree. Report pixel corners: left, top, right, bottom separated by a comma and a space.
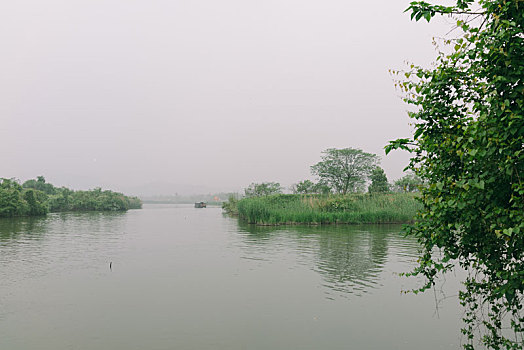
244, 182, 282, 197
387, 1, 523, 348
290, 180, 331, 195
368, 167, 390, 193
291, 180, 316, 194
0, 178, 29, 217
312, 182, 332, 195
0, 178, 141, 215
311, 148, 378, 194
393, 173, 424, 193
23, 189, 48, 216
23, 176, 56, 195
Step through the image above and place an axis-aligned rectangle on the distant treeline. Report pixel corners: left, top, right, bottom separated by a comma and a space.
0, 176, 142, 218
142, 192, 236, 205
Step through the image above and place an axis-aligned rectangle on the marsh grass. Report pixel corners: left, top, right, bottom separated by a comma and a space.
233, 193, 421, 225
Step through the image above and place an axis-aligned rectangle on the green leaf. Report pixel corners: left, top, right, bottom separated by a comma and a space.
388, 1, 524, 345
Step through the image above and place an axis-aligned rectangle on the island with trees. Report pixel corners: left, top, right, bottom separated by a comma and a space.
222, 147, 424, 225
0, 176, 142, 218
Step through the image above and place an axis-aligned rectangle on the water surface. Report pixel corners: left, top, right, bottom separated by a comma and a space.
0, 204, 463, 349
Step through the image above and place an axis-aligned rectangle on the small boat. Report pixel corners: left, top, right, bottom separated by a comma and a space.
194, 202, 207, 208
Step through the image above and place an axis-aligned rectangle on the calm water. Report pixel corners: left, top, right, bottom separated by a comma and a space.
0, 204, 464, 349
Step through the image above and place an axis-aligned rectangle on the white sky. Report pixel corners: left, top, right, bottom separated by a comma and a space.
0, 0, 453, 195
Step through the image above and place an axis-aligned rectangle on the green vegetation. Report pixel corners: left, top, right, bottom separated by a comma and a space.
244, 182, 282, 197
290, 180, 331, 194
0, 177, 142, 218
224, 148, 421, 225
221, 194, 240, 216
368, 167, 389, 193
311, 148, 378, 194
227, 193, 420, 225
392, 173, 423, 193
387, 1, 523, 348
289, 147, 384, 196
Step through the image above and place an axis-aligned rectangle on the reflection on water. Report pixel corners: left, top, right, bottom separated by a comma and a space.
0, 215, 48, 240
237, 222, 420, 298
1, 212, 422, 299
0, 211, 128, 285
0, 211, 127, 242
314, 226, 388, 297
0, 205, 461, 350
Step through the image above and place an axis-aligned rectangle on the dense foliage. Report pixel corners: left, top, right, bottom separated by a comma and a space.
387, 1, 523, 348
0, 177, 142, 217
221, 194, 240, 215
368, 167, 390, 193
231, 193, 420, 225
311, 148, 378, 194
0, 179, 33, 217
244, 182, 282, 197
290, 180, 331, 194
22, 176, 58, 195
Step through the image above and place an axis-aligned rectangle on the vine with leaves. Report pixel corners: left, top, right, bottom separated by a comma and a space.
387, 0, 523, 348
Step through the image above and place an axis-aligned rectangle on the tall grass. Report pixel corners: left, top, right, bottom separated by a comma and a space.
231, 193, 421, 225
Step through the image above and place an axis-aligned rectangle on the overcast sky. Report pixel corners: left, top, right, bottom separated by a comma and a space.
1, 0, 453, 195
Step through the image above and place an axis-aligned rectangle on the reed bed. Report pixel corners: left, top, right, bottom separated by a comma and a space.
233, 193, 421, 225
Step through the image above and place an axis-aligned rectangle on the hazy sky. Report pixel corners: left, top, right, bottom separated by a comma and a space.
1, 0, 452, 195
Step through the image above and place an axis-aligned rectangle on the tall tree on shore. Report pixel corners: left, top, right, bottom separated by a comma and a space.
387, 1, 523, 348
368, 167, 389, 193
311, 148, 378, 194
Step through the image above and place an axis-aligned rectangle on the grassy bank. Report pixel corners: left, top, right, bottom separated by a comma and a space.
224, 193, 421, 225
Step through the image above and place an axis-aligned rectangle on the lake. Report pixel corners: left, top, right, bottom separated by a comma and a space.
0, 204, 464, 349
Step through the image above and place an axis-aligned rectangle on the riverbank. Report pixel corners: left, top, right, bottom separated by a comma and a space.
0, 178, 142, 218
223, 193, 421, 225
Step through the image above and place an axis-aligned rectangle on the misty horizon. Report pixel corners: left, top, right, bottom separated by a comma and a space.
2, 0, 452, 194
